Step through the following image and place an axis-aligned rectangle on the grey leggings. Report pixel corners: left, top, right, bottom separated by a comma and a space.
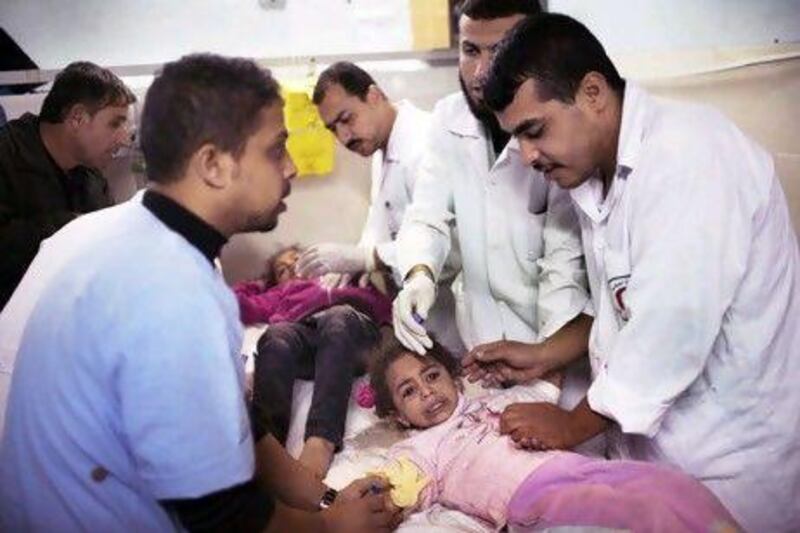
252, 305, 379, 449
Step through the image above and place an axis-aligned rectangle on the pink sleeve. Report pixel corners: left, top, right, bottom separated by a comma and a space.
233, 284, 283, 325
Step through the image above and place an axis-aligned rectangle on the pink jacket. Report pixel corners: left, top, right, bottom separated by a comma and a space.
387, 385, 563, 528
232, 278, 392, 326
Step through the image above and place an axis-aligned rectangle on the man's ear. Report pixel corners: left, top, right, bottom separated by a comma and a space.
66, 104, 90, 128
189, 143, 233, 190
365, 84, 385, 105
577, 71, 610, 112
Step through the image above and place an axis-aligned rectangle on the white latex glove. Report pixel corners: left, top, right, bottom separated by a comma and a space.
318, 272, 353, 289
393, 272, 436, 355
296, 243, 373, 278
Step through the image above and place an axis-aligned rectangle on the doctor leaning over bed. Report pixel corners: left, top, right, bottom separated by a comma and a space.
0, 53, 399, 533
462, 12, 800, 532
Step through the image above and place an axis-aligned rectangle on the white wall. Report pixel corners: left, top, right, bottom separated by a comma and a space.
0, 0, 413, 68
549, 0, 800, 54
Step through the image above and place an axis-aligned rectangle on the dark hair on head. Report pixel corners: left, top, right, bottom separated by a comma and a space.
455, 0, 542, 20
39, 61, 136, 123
140, 53, 282, 184
368, 332, 461, 419
312, 61, 377, 105
263, 243, 304, 286
484, 13, 625, 111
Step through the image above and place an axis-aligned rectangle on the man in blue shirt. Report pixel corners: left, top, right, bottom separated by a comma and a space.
0, 54, 396, 532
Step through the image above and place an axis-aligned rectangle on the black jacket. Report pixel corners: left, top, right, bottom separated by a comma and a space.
0, 113, 112, 309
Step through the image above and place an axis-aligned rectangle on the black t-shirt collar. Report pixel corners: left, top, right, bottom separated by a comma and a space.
142, 190, 227, 263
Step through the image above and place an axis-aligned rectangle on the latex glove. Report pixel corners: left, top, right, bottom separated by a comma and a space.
296, 243, 373, 278
393, 273, 436, 354
319, 272, 353, 289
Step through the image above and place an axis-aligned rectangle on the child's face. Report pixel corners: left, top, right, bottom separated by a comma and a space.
272, 248, 300, 284
387, 353, 460, 429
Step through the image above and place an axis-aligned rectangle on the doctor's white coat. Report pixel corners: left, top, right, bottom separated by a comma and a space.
397, 92, 588, 349
359, 100, 462, 354
576, 83, 800, 532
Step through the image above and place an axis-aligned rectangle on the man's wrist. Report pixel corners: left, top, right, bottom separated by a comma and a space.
569, 398, 609, 445
404, 264, 434, 283
317, 486, 338, 511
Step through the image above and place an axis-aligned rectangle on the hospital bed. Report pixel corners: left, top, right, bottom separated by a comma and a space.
242, 324, 617, 533
241, 324, 496, 532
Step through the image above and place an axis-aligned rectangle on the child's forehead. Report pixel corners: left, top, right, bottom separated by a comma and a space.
274, 248, 300, 264
389, 353, 444, 378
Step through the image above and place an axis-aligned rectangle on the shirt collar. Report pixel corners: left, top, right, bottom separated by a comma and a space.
384, 100, 414, 163
447, 93, 484, 139
142, 190, 227, 264
569, 82, 648, 222
615, 81, 648, 175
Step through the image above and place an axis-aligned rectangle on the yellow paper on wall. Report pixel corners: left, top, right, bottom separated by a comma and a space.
409, 0, 450, 50
281, 84, 335, 177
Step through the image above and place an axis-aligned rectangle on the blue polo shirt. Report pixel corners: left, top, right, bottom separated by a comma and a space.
0, 195, 253, 531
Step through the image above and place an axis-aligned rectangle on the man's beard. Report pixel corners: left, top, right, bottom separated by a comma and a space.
459, 74, 510, 155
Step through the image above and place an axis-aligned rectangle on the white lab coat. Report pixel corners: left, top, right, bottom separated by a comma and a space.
397, 92, 588, 349
359, 100, 463, 354
576, 83, 800, 532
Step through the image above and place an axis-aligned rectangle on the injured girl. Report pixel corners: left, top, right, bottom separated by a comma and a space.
367, 336, 741, 532
233, 245, 392, 478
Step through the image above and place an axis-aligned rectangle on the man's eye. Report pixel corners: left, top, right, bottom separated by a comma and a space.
524, 127, 544, 140
425, 371, 440, 382
401, 387, 415, 399
269, 144, 287, 159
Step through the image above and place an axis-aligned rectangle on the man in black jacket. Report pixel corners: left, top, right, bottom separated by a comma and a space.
0, 61, 135, 309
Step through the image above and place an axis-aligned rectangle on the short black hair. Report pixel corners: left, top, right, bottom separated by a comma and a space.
39, 61, 136, 123
455, 0, 542, 20
312, 61, 377, 105
484, 13, 625, 111
140, 53, 282, 184
368, 333, 461, 419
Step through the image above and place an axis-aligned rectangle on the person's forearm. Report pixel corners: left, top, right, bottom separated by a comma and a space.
264, 502, 325, 533
254, 434, 326, 511
569, 396, 610, 445
540, 313, 593, 369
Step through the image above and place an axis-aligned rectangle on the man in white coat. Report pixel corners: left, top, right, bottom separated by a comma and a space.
393, 0, 591, 379
300, 61, 463, 354
482, 13, 800, 531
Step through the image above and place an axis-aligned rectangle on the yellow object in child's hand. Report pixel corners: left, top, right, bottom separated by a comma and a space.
371, 456, 429, 508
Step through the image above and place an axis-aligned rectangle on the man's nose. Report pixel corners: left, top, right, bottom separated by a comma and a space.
474, 56, 490, 83
520, 140, 541, 167
336, 125, 351, 145
284, 154, 298, 181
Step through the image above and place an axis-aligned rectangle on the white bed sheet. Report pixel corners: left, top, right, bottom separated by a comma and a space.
242, 324, 492, 532
243, 324, 613, 532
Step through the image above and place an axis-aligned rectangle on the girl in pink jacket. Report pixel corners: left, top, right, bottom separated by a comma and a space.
234, 246, 391, 478
367, 336, 740, 532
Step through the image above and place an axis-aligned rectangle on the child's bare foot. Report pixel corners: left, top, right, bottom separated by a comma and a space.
298, 437, 335, 479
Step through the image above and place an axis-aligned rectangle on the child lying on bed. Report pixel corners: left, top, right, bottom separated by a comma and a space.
233, 245, 392, 478
367, 335, 741, 532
